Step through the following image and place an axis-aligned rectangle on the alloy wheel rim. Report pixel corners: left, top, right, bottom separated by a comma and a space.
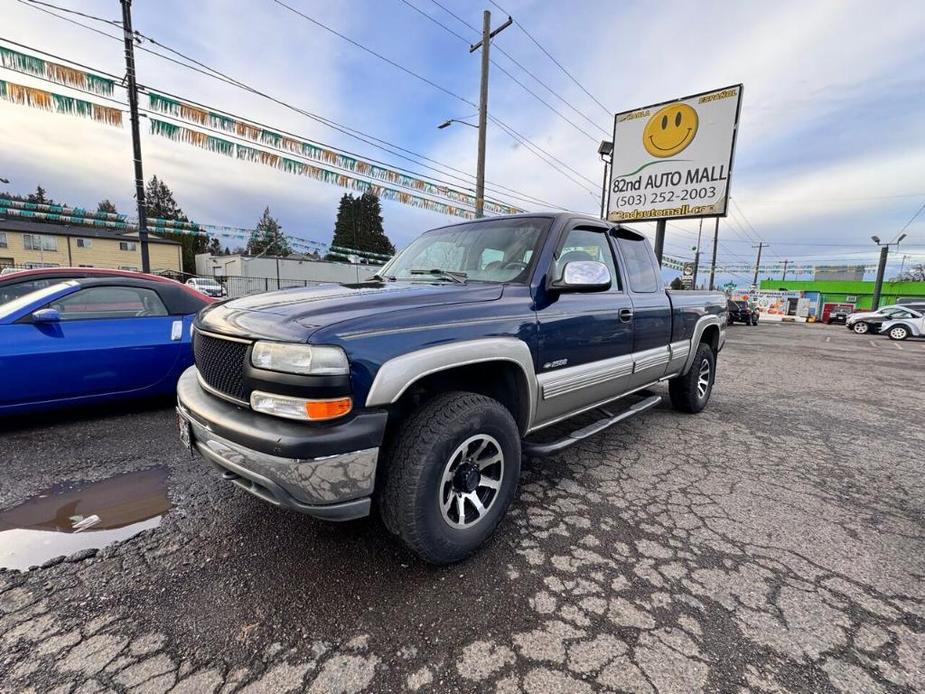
890, 327, 906, 339
697, 358, 711, 399
439, 434, 504, 529
854, 323, 867, 333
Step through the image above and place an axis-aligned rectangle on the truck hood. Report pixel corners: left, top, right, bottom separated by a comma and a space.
196, 281, 504, 341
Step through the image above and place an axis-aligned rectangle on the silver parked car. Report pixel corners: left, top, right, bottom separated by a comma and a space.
846, 304, 925, 334
880, 309, 925, 341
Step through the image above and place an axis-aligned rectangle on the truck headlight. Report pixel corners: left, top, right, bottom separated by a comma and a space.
251, 342, 349, 376
250, 391, 352, 421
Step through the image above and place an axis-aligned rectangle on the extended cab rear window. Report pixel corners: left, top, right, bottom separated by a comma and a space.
616, 236, 659, 293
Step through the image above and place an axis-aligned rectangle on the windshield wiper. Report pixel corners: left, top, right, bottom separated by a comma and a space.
409, 269, 467, 284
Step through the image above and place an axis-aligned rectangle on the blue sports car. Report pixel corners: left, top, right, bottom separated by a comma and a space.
0, 277, 211, 415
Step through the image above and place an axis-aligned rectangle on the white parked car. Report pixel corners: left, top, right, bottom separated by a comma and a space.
185, 277, 227, 298
880, 309, 924, 341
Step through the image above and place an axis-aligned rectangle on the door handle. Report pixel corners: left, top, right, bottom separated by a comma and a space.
619, 308, 634, 322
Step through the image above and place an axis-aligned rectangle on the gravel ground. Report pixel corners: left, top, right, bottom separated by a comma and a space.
1, 322, 923, 693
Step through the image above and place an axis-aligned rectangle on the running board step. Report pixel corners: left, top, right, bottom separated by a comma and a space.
522, 395, 662, 457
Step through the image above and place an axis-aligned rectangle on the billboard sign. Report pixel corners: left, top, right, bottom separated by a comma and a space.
608, 85, 743, 223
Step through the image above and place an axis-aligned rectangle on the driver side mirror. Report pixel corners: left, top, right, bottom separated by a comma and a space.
551, 260, 612, 293
32, 308, 61, 323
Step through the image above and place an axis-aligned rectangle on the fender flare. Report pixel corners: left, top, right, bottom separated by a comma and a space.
682, 314, 723, 375
364, 337, 538, 428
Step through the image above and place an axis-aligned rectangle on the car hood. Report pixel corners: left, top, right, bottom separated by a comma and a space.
848, 311, 880, 321
196, 281, 504, 341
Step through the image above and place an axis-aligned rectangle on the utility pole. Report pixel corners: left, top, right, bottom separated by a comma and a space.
120, 0, 151, 273
871, 246, 889, 311
781, 259, 789, 281
870, 233, 907, 310
751, 242, 765, 288
470, 11, 511, 218
708, 217, 719, 291
692, 218, 703, 288
653, 220, 666, 266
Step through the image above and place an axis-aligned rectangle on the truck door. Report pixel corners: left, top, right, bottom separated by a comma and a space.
613, 231, 672, 388
534, 224, 635, 427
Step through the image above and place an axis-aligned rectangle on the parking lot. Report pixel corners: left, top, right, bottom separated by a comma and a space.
1, 322, 923, 693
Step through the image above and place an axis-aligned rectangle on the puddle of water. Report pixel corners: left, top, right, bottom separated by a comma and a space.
0, 467, 171, 572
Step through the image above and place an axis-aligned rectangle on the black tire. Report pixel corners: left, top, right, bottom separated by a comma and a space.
887, 325, 910, 341
852, 322, 869, 334
380, 391, 521, 564
668, 342, 715, 414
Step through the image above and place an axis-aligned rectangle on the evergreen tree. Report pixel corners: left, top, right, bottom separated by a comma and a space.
207, 237, 222, 255
669, 276, 685, 290
143, 175, 204, 274
27, 185, 49, 205
247, 207, 290, 256
330, 192, 394, 259
97, 199, 118, 214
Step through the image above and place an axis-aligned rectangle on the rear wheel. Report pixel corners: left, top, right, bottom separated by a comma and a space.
380, 391, 521, 564
888, 325, 910, 341
853, 322, 869, 334
668, 342, 715, 414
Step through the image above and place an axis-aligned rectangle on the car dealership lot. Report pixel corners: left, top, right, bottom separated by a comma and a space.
1, 323, 923, 693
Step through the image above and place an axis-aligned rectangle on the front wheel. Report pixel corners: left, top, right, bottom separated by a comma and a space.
668, 342, 715, 414
888, 325, 910, 341
853, 322, 869, 334
380, 391, 521, 564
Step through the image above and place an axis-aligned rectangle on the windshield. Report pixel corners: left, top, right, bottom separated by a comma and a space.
381, 217, 551, 284
0, 281, 77, 320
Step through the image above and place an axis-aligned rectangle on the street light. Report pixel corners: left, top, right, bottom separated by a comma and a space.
597, 140, 613, 220
0, 177, 9, 184
871, 232, 907, 310
437, 118, 478, 130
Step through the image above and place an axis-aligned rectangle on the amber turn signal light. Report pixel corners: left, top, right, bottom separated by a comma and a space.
305, 397, 352, 421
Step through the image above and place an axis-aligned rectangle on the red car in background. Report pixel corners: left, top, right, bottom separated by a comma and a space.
0, 267, 216, 306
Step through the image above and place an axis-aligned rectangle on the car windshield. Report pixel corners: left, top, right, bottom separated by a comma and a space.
380, 217, 551, 284
0, 281, 77, 320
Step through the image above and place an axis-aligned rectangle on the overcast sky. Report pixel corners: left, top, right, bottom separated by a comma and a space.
2, 0, 925, 285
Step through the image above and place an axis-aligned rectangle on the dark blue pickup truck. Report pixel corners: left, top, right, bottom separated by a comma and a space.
177, 213, 726, 563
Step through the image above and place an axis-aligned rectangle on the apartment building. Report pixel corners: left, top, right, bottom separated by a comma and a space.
0, 219, 182, 272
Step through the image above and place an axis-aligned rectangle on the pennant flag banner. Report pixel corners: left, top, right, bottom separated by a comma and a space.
0, 206, 130, 229
149, 118, 479, 220
0, 198, 126, 223
0, 46, 116, 97
146, 92, 523, 216
0, 79, 122, 126
329, 245, 393, 261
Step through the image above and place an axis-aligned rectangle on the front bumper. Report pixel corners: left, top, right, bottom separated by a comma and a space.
176, 366, 387, 521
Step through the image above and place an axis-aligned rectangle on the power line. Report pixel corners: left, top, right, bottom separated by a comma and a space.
418, 0, 609, 138
6, 15, 583, 213
487, 0, 612, 117
265, 0, 599, 195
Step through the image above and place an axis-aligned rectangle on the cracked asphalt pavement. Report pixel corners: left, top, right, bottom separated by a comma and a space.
1, 322, 923, 693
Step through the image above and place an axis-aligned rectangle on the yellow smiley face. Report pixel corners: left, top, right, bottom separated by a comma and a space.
642, 104, 698, 158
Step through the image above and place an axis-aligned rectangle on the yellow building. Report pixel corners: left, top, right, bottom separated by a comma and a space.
0, 220, 182, 272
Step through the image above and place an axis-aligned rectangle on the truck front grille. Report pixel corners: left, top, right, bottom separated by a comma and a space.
193, 331, 250, 403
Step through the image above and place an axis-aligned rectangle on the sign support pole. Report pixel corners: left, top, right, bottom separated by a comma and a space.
653, 220, 666, 266
871, 245, 889, 311
708, 217, 719, 291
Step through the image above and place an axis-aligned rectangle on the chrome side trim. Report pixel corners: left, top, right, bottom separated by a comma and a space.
633, 346, 671, 373
668, 340, 690, 361
197, 371, 249, 407
540, 354, 634, 400
365, 337, 537, 429
682, 314, 722, 374
528, 380, 662, 434
195, 328, 252, 344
